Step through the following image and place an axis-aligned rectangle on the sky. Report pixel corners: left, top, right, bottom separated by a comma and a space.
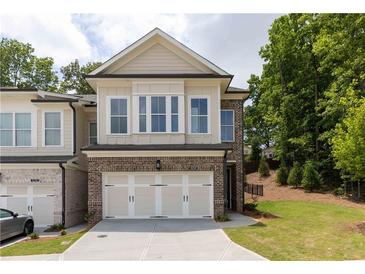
0, 14, 280, 88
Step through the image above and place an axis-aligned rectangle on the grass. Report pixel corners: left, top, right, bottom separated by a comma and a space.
0, 230, 86, 257
224, 201, 365, 260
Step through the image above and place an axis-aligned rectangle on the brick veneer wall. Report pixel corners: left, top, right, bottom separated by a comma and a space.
221, 99, 244, 213
87, 156, 224, 224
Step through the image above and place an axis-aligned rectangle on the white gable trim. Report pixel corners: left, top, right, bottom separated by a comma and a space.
89, 28, 230, 76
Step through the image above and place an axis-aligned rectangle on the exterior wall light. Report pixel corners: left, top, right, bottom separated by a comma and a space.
156, 160, 161, 170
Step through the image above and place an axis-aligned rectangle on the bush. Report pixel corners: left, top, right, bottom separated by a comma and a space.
287, 162, 302, 188
258, 158, 270, 177
276, 161, 288, 185
29, 232, 39, 240
301, 160, 322, 192
334, 186, 345, 196
44, 223, 65, 232
244, 203, 258, 211
215, 214, 230, 222
60, 229, 67, 236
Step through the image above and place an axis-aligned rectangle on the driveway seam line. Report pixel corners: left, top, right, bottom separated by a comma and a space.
139, 222, 156, 260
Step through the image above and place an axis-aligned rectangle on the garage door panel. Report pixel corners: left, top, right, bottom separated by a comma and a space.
33, 196, 54, 225
135, 175, 155, 185
161, 175, 183, 185
161, 186, 183, 216
33, 185, 55, 195
105, 186, 129, 217
108, 175, 129, 185
134, 187, 155, 216
6, 197, 28, 216
188, 186, 211, 217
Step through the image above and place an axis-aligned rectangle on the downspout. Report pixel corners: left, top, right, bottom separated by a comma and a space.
223, 150, 228, 214
68, 102, 76, 154
59, 163, 66, 227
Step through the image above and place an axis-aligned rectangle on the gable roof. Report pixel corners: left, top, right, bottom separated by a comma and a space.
88, 28, 231, 77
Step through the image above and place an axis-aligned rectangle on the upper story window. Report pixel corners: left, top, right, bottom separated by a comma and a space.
110, 98, 128, 134
190, 98, 208, 134
221, 110, 234, 142
89, 122, 97, 145
151, 96, 166, 132
0, 113, 31, 147
44, 112, 61, 146
139, 97, 147, 133
171, 96, 179, 132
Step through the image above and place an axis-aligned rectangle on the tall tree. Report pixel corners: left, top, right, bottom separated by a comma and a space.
60, 59, 101, 94
0, 38, 58, 91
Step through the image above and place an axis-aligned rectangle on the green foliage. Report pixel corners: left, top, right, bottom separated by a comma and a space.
287, 162, 303, 188
333, 186, 345, 197
301, 160, 322, 191
60, 229, 67, 236
29, 232, 39, 240
332, 99, 365, 181
44, 223, 65, 232
276, 161, 289, 185
245, 14, 365, 188
60, 59, 101, 94
0, 38, 58, 91
215, 214, 230, 222
250, 138, 262, 161
258, 158, 270, 177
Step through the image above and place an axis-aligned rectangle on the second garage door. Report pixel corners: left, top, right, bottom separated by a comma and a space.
102, 172, 213, 219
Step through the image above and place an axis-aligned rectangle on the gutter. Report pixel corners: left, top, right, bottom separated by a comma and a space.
59, 163, 66, 227
69, 102, 76, 154
241, 101, 245, 212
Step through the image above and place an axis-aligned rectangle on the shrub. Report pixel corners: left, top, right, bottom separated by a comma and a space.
258, 158, 270, 177
215, 214, 230, 222
287, 162, 302, 188
301, 160, 322, 192
60, 229, 67, 236
29, 232, 39, 240
84, 211, 95, 223
276, 161, 288, 185
244, 203, 257, 211
44, 223, 65, 232
334, 186, 345, 196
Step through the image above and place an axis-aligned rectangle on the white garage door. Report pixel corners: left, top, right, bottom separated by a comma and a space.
103, 172, 213, 219
0, 185, 55, 227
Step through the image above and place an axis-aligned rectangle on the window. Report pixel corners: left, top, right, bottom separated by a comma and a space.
0, 113, 13, 146
139, 97, 146, 132
15, 113, 31, 146
221, 110, 234, 142
171, 96, 179, 132
45, 112, 61, 146
110, 98, 128, 134
0, 113, 31, 146
0, 209, 13, 219
89, 122, 97, 145
151, 96, 166, 132
191, 98, 208, 133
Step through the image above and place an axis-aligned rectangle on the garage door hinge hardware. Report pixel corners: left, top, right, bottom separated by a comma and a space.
203, 184, 212, 186
0, 194, 12, 197
46, 194, 56, 197
203, 216, 212, 218
149, 184, 167, 186
150, 216, 168, 218
105, 216, 115, 218
105, 184, 115, 187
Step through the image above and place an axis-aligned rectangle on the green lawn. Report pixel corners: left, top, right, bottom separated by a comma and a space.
224, 201, 365, 260
0, 231, 86, 257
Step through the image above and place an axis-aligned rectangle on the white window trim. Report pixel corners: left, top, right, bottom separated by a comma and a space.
88, 121, 97, 145
106, 96, 130, 135
221, 109, 235, 142
171, 96, 179, 133
134, 95, 184, 134
42, 111, 64, 147
0, 112, 33, 147
188, 95, 211, 135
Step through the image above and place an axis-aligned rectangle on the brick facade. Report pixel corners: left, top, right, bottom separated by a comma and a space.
87, 156, 225, 224
221, 99, 245, 213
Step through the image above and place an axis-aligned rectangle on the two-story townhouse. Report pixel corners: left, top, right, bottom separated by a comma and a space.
0, 88, 96, 227
81, 28, 249, 224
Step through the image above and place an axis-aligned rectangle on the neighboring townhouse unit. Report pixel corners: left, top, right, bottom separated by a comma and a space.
0, 88, 96, 227
81, 28, 249, 224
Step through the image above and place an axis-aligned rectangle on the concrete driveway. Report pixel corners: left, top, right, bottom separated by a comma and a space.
62, 219, 266, 261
